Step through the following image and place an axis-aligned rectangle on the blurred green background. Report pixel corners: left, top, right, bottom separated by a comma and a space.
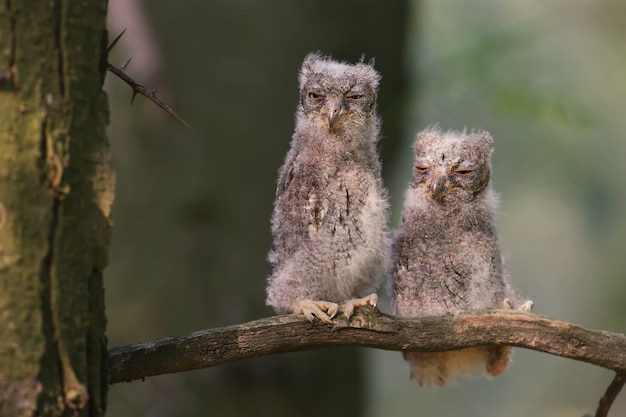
104, 0, 626, 416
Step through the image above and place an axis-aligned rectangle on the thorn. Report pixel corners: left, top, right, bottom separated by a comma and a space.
130, 90, 138, 105
107, 62, 191, 128
107, 29, 127, 54
121, 57, 132, 71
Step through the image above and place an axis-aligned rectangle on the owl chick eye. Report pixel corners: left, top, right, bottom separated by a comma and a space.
308, 92, 324, 100
414, 165, 430, 174
345, 93, 364, 101
453, 169, 474, 176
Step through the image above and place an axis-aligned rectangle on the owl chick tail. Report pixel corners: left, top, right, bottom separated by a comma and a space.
403, 346, 511, 387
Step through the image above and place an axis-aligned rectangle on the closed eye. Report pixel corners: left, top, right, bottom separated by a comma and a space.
453, 169, 474, 175
415, 165, 430, 174
345, 93, 363, 101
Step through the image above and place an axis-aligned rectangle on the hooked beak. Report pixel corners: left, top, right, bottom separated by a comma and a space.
326, 99, 346, 130
429, 173, 447, 201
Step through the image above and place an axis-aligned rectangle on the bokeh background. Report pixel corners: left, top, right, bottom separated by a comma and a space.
104, 1, 626, 416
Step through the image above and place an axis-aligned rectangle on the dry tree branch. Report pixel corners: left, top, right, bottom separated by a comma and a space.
109, 309, 626, 415
106, 30, 191, 128
108, 309, 626, 382
594, 372, 626, 417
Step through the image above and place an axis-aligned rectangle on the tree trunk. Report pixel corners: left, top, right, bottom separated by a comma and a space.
0, 1, 112, 416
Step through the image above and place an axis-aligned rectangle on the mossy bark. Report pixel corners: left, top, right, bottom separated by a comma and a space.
0, 1, 112, 416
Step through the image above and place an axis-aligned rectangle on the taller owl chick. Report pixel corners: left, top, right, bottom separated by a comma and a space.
392, 127, 532, 387
266, 53, 390, 324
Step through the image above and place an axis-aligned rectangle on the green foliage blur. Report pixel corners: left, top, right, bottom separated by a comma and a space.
373, 1, 626, 416
104, 0, 626, 416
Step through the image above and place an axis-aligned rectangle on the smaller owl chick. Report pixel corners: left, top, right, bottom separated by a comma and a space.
392, 127, 532, 387
266, 53, 391, 324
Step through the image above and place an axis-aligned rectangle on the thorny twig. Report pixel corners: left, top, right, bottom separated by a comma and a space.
106, 30, 191, 128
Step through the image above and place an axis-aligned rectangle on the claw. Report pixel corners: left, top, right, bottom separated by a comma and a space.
341, 303, 355, 319
339, 293, 378, 319
292, 300, 339, 325
518, 300, 534, 312
502, 298, 533, 312
366, 293, 378, 309
326, 302, 339, 319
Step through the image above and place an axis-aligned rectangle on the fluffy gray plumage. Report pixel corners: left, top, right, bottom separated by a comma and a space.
266, 53, 391, 323
392, 127, 532, 386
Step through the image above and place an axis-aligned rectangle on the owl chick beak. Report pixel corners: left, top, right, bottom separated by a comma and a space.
326, 99, 347, 130
429, 174, 447, 201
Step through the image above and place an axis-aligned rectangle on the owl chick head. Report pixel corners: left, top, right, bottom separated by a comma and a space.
412, 127, 493, 203
298, 53, 380, 133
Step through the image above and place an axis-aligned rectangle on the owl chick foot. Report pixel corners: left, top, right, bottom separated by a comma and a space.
292, 299, 339, 325
339, 293, 378, 319
518, 300, 534, 312
502, 298, 534, 312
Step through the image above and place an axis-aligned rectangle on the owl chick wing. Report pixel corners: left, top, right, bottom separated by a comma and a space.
276, 149, 301, 197
282, 152, 327, 229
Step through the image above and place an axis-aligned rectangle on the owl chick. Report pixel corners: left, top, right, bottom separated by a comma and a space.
392, 127, 532, 387
266, 53, 390, 324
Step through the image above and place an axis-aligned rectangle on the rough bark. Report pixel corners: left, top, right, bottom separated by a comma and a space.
0, 1, 112, 416
108, 310, 626, 384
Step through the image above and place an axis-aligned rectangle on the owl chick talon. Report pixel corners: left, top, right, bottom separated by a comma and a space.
293, 300, 339, 325
340, 303, 354, 319
339, 293, 378, 319
502, 298, 533, 312
518, 300, 534, 312
365, 293, 379, 309
326, 302, 339, 319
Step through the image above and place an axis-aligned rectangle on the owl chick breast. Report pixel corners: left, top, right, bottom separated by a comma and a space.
266, 53, 390, 316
